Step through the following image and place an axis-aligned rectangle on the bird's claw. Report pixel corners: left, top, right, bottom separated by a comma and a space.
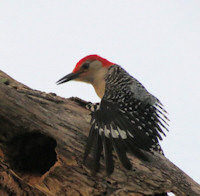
86, 102, 100, 112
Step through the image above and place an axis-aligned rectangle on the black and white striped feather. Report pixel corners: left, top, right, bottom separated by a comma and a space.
84, 65, 169, 175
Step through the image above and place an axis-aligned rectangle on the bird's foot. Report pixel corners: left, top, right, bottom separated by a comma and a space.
86, 102, 100, 112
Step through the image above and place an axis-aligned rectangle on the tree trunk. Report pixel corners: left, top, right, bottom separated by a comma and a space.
0, 70, 199, 196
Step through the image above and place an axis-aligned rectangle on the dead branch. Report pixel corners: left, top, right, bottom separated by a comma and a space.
0, 70, 200, 196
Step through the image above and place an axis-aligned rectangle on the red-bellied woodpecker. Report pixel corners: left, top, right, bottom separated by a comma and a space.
57, 54, 169, 176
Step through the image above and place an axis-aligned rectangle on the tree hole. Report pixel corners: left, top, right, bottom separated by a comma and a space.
6, 131, 57, 175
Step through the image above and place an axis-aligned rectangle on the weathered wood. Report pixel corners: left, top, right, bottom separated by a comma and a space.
0, 70, 200, 196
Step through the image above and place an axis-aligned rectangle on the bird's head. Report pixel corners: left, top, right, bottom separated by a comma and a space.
57, 54, 114, 98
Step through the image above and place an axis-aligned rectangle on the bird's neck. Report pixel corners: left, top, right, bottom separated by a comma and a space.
92, 67, 108, 98
93, 80, 105, 99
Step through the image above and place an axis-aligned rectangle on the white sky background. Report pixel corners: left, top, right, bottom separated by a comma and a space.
0, 0, 200, 184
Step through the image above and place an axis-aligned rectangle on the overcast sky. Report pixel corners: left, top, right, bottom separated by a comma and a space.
0, 1, 200, 184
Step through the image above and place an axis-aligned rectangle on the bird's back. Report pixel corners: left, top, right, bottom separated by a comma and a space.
84, 64, 168, 175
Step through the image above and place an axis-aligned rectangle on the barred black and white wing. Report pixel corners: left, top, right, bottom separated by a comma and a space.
84, 99, 168, 175
84, 65, 169, 175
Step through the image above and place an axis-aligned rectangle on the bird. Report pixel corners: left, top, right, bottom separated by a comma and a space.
56, 54, 169, 176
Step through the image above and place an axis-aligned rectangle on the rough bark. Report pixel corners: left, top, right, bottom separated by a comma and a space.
0, 70, 199, 196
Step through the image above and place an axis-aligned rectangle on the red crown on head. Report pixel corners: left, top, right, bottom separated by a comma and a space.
73, 54, 114, 73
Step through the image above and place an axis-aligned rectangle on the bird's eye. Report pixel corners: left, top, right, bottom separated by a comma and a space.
82, 63, 90, 70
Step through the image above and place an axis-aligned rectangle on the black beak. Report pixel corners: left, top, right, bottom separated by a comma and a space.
56, 72, 81, 85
